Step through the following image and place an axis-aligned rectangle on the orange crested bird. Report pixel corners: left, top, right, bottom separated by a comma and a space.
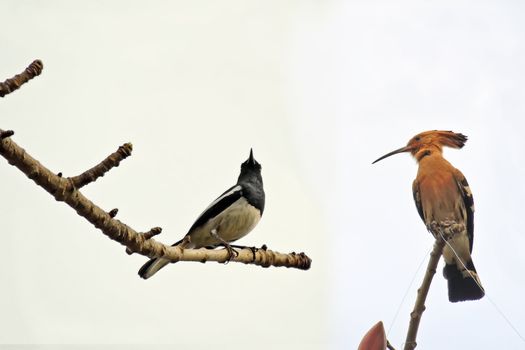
373, 130, 485, 302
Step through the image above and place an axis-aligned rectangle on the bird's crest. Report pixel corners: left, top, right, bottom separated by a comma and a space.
408, 130, 467, 151
373, 130, 468, 164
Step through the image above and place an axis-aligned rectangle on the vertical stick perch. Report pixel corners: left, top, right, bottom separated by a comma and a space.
404, 237, 445, 350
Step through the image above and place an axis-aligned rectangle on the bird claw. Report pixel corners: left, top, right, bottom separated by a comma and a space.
229, 245, 258, 260
429, 220, 464, 241
223, 244, 239, 263
249, 246, 258, 260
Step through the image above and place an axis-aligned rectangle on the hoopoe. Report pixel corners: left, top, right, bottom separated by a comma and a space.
373, 130, 485, 302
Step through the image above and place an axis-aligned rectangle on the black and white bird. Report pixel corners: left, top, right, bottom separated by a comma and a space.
138, 149, 265, 279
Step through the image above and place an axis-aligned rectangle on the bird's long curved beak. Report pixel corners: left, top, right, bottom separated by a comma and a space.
372, 146, 412, 164
249, 148, 255, 164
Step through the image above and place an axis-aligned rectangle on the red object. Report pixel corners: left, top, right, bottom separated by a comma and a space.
358, 321, 387, 350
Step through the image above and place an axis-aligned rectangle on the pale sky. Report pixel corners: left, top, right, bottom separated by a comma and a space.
1, 1, 525, 349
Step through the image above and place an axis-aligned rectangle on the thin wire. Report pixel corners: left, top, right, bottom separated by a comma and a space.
438, 231, 525, 344
386, 245, 432, 337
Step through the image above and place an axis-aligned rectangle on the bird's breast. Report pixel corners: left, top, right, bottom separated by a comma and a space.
216, 197, 261, 241
187, 197, 261, 248
418, 170, 464, 225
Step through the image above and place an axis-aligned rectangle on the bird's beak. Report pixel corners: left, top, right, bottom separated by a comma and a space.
372, 146, 412, 164
249, 148, 255, 164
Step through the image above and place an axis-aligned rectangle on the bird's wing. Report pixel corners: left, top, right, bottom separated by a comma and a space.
454, 169, 475, 252
186, 184, 243, 234
412, 179, 425, 223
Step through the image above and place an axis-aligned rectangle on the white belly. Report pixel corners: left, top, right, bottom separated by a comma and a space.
187, 197, 261, 248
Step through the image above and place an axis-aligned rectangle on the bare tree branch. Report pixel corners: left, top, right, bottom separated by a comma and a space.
404, 231, 448, 350
126, 227, 163, 255
0, 129, 312, 271
0, 60, 43, 97
69, 143, 133, 188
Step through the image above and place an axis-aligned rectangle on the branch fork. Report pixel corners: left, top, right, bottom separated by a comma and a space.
126, 227, 163, 255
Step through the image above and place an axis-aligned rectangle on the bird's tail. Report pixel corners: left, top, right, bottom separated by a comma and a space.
138, 257, 170, 279
443, 259, 485, 302
138, 238, 187, 279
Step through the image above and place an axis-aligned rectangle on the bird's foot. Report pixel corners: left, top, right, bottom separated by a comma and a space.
210, 229, 238, 262
429, 220, 465, 241
230, 244, 257, 260
223, 243, 239, 262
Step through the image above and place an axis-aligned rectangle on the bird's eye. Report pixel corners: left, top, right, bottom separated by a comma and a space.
414, 136, 421, 141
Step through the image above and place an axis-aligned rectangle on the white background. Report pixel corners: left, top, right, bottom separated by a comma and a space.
1, 1, 524, 349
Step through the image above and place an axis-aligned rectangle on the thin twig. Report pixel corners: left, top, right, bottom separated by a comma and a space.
69, 143, 133, 188
403, 237, 446, 350
0, 60, 43, 97
387, 340, 396, 350
0, 130, 312, 270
